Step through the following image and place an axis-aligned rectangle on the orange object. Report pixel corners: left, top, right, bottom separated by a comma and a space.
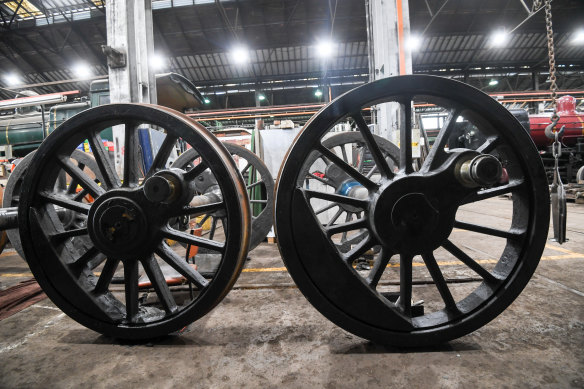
396, 0, 406, 75
138, 263, 199, 288
186, 227, 203, 259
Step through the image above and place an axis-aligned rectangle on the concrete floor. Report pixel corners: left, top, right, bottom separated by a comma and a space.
0, 197, 583, 388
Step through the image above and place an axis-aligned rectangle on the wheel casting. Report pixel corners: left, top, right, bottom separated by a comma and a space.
18, 104, 250, 339
171, 142, 274, 252
275, 75, 550, 346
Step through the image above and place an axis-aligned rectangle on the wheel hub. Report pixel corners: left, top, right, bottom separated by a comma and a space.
89, 195, 148, 258
370, 177, 456, 255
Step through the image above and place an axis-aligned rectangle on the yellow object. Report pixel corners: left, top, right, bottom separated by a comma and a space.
195, 215, 212, 231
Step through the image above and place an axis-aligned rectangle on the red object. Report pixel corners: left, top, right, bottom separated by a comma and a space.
529, 95, 584, 148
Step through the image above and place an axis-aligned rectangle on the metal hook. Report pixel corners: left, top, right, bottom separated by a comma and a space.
544, 115, 565, 139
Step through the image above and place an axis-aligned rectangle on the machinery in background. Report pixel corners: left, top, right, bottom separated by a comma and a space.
441, 94, 584, 183
0, 73, 204, 160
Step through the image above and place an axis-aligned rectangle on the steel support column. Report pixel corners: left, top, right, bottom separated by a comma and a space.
105, 0, 157, 174
366, 0, 412, 144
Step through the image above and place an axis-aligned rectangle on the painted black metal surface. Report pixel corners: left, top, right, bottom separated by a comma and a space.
3, 149, 102, 261
172, 142, 274, 251
17, 103, 250, 339
274, 75, 550, 346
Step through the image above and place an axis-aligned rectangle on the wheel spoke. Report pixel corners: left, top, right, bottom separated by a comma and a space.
398, 253, 413, 315
56, 156, 105, 198
72, 189, 89, 202
325, 208, 343, 228
88, 132, 121, 189
249, 199, 268, 204
68, 245, 101, 274
170, 201, 224, 218
301, 188, 369, 210
326, 217, 367, 236
183, 161, 208, 181
314, 202, 336, 215
123, 122, 141, 187
352, 112, 394, 178
66, 178, 79, 195
343, 236, 375, 265
156, 242, 209, 289
40, 192, 90, 214
365, 165, 379, 179
340, 144, 349, 162
246, 179, 264, 190
315, 144, 377, 190
421, 107, 461, 172
477, 136, 501, 154
454, 220, 524, 240
145, 133, 179, 179
461, 180, 524, 205
421, 252, 458, 312
399, 98, 414, 174
442, 240, 500, 284
162, 227, 225, 253
50, 227, 88, 243
123, 259, 140, 323
366, 247, 392, 288
141, 255, 178, 314
208, 217, 218, 240
94, 257, 120, 294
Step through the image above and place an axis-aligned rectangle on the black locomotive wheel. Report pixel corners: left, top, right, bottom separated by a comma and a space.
4, 150, 102, 261
275, 75, 550, 346
18, 104, 250, 339
171, 142, 274, 251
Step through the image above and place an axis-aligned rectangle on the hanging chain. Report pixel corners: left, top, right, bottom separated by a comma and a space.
544, 0, 558, 120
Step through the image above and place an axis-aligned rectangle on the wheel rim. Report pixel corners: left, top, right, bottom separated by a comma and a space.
19, 104, 250, 339
275, 75, 550, 346
171, 142, 274, 251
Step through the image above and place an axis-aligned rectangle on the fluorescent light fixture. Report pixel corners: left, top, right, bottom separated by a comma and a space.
3, 73, 20, 86
316, 40, 335, 58
490, 30, 509, 47
489, 79, 499, 86
230, 46, 250, 65
72, 62, 92, 79
258, 94, 266, 101
573, 29, 584, 44
150, 53, 167, 70
203, 98, 211, 104
314, 89, 323, 97
409, 35, 422, 51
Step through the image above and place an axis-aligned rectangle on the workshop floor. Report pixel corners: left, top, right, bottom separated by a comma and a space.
0, 197, 583, 388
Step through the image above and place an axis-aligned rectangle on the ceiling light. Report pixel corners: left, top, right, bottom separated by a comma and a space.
150, 53, 167, 70
409, 35, 422, 51
573, 30, 584, 44
203, 98, 211, 104
489, 79, 499, 86
316, 40, 335, 58
230, 46, 250, 65
72, 62, 92, 79
490, 30, 509, 47
258, 94, 266, 101
3, 73, 20, 86
315, 89, 323, 97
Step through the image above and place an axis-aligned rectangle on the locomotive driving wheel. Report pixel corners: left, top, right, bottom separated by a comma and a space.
18, 104, 250, 339
171, 142, 274, 252
275, 75, 550, 346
